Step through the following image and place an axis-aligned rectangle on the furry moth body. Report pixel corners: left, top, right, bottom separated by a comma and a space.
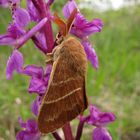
38, 36, 88, 134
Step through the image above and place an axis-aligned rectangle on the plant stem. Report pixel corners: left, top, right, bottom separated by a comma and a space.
31, 0, 42, 13
75, 116, 90, 140
52, 132, 62, 140
75, 121, 84, 140
62, 123, 74, 140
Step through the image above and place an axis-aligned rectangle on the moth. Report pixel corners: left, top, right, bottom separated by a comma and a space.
38, 9, 88, 134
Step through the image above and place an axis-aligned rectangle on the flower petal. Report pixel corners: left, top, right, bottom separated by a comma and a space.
87, 105, 116, 126
28, 77, 47, 95
27, 0, 40, 22
31, 96, 43, 116
35, 32, 47, 52
6, 50, 24, 79
0, 0, 8, 7
18, 117, 26, 128
82, 40, 98, 69
71, 14, 103, 38
63, 0, 77, 18
16, 131, 41, 140
8, 23, 25, 38
99, 113, 116, 125
14, 7, 30, 28
63, 1, 103, 38
16, 119, 40, 140
0, 34, 15, 46
26, 120, 38, 133
0, 23, 25, 46
23, 65, 44, 79
92, 127, 112, 140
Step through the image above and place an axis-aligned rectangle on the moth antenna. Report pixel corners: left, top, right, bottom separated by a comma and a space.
53, 13, 67, 37
67, 8, 78, 34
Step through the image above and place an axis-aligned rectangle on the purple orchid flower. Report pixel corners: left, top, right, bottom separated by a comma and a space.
23, 65, 52, 95
87, 105, 116, 126
0, 0, 30, 46
87, 105, 116, 140
16, 117, 41, 140
63, 0, 103, 38
76, 105, 115, 140
6, 49, 24, 79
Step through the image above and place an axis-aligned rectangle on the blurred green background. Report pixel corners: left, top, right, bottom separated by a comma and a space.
0, 0, 140, 140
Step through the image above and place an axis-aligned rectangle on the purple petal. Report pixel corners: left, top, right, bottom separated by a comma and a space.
63, 0, 78, 18
0, 0, 8, 7
11, 0, 20, 4
26, 120, 38, 133
6, 50, 24, 79
27, 0, 40, 22
35, 32, 47, 52
23, 65, 44, 79
18, 117, 26, 128
28, 77, 47, 95
82, 40, 98, 69
71, 13, 103, 38
98, 113, 116, 125
31, 96, 43, 116
87, 105, 101, 125
0, 23, 25, 46
0, 34, 15, 46
8, 23, 25, 38
87, 105, 116, 126
16, 131, 25, 140
16, 118, 41, 140
92, 127, 112, 140
16, 131, 41, 140
63, 1, 103, 38
14, 7, 30, 28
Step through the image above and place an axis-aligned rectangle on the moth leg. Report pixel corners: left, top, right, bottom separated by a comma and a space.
46, 53, 53, 64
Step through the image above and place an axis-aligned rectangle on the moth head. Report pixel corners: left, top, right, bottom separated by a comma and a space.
53, 8, 78, 45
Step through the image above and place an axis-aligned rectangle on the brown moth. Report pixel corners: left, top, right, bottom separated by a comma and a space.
38, 8, 88, 134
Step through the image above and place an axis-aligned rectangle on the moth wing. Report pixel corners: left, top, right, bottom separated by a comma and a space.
38, 56, 87, 134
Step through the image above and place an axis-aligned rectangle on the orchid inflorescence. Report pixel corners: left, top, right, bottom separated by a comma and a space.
0, 0, 116, 140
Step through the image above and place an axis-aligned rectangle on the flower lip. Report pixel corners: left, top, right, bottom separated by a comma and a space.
87, 105, 116, 127
92, 127, 112, 140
